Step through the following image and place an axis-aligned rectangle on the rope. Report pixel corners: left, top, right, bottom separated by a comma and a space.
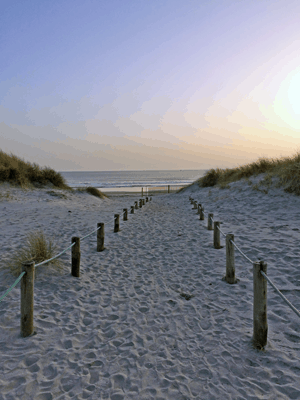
260, 271, 300, 319
80, 225, 102, 241
0, 272, 26, 303
217, 225, 226, 237
230, 239, 254, 264
35, 243, 75, 267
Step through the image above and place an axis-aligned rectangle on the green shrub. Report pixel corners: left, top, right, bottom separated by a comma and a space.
85, 186, 107, 198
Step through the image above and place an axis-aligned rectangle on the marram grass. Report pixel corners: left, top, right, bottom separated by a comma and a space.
193, 150, 300, 196
8, 230, 62, 276
0, 150, 70, 189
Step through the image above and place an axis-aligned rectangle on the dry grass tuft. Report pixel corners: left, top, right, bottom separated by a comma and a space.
77, 186, 107, 198
195, 150, 300, 196
8, 230, 62, 276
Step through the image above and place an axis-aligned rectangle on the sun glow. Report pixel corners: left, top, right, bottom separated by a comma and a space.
273, 68, 300, 130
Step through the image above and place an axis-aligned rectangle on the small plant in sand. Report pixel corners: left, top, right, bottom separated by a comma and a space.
8, 230, 62, 276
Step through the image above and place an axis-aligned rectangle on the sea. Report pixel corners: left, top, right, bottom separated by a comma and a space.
60, 170, 207, 193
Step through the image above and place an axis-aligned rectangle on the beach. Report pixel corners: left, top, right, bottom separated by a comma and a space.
0, 176, 300, 399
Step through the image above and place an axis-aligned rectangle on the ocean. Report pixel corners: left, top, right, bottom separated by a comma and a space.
60, 170, 207, 193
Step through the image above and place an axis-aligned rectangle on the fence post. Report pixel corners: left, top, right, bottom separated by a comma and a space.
130, 206, 134, 214
197, 204, 201, 215
141, 187, 143, 197
224, 234, 237, 284
168, 185, 170, 193
200, 205, 205, 220
20, 261, 35, 337
97, 223, 105, 252
214, 221, 222, 249
193, 201, 197, 209
114, 214, 120, 232
134, 201, 138, 210
123, 208, 128, 221
150, 196, 152, 201
190, 197, 194, 204
208, 213, 213, 230
253, 261, 268, 349
139, 199, 142, 208
146, 197, 148, 202
71, 237, 81, 277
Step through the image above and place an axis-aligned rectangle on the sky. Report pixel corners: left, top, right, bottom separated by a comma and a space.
1, 0, 300, 171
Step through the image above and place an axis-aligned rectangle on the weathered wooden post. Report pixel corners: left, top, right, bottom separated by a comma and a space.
97, 223, 105, 252
130, 206, 134, 214
142, 199, 145, 205
190, 197, 194, 204
168, 185, 170, 193
200, 205, 205, 220
214, 221, 222, 249
21, 261, 35, 337
139, 199, 142, 208
146, 197, 148, 202
71, 237, 81, 277
123, 208, 128, 221
197, 204, 201, 215
208, 213, 213, 230
141, 187, 144, 197
114, 214, 120, 232
193, 201, 197, 209
253, 261, 268, 349
224, 234, 237, 284
134, 201, 138, 210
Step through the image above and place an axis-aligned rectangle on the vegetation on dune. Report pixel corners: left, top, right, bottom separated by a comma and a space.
0, 150, 70, 189
194, 150, 300, 196
77, 186, 107, 199
8, 230, 62, 277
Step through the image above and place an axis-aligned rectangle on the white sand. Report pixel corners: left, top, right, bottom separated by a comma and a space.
0, 178, 300, 399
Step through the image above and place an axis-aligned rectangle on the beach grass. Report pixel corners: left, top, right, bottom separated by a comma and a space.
194, 150, 300, 195
8, 230, 62, 276
0, 150, 71, 189
77, 186, 108, 199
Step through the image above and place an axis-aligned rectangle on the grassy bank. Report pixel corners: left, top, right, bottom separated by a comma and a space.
0, 150, 70, 189
195, 151, 300, 195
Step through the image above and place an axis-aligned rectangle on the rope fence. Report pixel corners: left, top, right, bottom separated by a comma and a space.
189, 195, 300, 349
1, 196, 152, 337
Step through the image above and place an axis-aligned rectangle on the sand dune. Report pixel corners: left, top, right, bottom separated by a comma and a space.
0, 177, 300, 399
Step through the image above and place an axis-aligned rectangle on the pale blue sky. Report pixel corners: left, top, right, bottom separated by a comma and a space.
1, 0, 300, 170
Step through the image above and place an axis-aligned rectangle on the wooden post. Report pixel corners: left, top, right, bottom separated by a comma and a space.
142, 199, 145, 205
134, 201, 138, 210
130, 206, 134, 214
190, 197, 194, 204
97, 223, 105, 252
208, 213, 213, 230
123, 208, 128, 221
71, 237, 81, 277
150, 196, 152, 201
141, 187, 143, 197
168, 185, 170, 193
225, 234, 237, 284
139, 199, 142, 208
200, 205, 205, 220
197, 204, 201, 215
193, 201, 197, 209
253, 261, 268, 349
114, 214, 120, 232
20, 261, 35, 337
214, 221, 222, 249
146, 197, 148, 202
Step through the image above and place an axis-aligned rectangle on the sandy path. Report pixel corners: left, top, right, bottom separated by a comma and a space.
0, 182, 300, 399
